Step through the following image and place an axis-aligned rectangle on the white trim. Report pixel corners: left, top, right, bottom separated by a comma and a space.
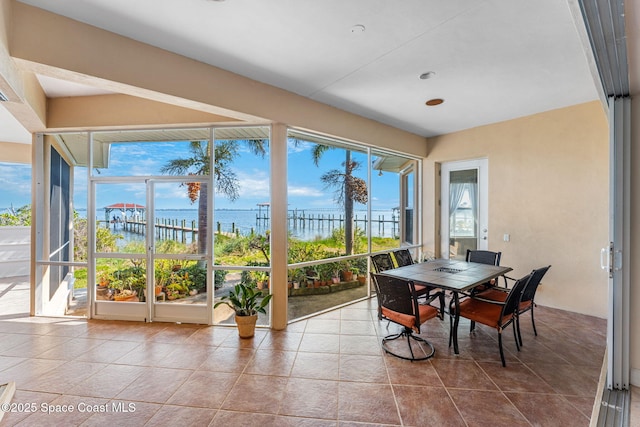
440, 158, 489, 258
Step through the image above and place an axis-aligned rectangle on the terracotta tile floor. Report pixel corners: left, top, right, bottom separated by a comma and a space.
0, 285, 608, 427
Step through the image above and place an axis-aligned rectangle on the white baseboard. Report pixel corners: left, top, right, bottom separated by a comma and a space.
630, 368, 640, 387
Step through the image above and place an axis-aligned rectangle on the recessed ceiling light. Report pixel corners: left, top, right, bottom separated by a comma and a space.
419, 71, 436, 80
351, 24, 366, 33
425, 98, 444, 106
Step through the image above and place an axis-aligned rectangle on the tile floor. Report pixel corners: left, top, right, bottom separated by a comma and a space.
0, 276, 608, 426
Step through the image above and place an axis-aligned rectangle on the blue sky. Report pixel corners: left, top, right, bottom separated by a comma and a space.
0, 162, 32, 211
0, 139, 400, 212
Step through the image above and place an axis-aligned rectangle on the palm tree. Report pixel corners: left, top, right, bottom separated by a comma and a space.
161, 139, 267, 255
311, 145, 368, 255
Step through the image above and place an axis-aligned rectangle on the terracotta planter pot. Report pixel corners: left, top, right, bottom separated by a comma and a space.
342, 271, 353, 282
235, 314, 258, 338
114, 290, 137, 301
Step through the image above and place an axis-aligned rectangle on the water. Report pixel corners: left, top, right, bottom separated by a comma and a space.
81, 208, 399, 244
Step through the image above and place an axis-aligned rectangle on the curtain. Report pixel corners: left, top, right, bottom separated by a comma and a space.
449, 182, 467, 220
467, 182, 477, 235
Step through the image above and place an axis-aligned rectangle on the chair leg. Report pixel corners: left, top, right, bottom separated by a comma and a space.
530, 304, 538, 336
405, 334, 416, 360
512, 322, 520, 352
516, 316, 523, 347
498, 330, 506, 367
448, 309, 455, 347
382, 327, 435, 361
470, 320, 476, 332
448, 300, 454, 347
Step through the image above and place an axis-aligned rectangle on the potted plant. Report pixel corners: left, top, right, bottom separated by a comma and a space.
255, 271, 269, 290
288, 268, 304, 289
214, 283, 273, 338
316, 262, 335, 286
353, 267, 366, 285
340, 260, 353, 282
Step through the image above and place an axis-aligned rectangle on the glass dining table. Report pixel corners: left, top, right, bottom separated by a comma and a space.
380, 258, 513, 354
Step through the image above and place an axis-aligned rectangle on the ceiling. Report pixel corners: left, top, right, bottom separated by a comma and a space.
3, 0, 637, 146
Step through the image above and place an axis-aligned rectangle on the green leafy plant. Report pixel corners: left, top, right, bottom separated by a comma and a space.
0, 204, 31, 226
214, 283, 272, 316
316, 262, 337, 283
179, 263, 207, 291
214, 269, 227, 289
108, 264, 146, 300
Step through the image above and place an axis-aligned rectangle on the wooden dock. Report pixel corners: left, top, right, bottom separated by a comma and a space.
103, 218, 243, 243
257, 210, 399, 237
123, 218, 199, 244
99, 210, 399, 242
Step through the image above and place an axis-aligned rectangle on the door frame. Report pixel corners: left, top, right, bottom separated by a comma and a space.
440, 158, 489, 259
147, 178, 211, 324
399, 162, 418, 247
90, 177, 212, 324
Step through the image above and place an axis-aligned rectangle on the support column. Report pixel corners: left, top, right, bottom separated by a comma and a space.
270, 124, 288, 330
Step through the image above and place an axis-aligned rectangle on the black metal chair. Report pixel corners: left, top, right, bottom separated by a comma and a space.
371, 273, 441, 361
475, 265, 551, 346
466, 249, 505, 290
393, 248, 445, 317
370, 252, 442, 319
370, 253, 395, 273
466, 249, 502, 266
392, 248, 414, 267
450, 272, 532, 366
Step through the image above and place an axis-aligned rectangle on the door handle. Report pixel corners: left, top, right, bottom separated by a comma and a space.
601, 243, 613, 278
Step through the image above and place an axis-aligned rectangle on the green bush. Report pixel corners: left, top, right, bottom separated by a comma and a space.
0, 204, 31, 226
181, 263, 208, 291
214, 269, 227, 289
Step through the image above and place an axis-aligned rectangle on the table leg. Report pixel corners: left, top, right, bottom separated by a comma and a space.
452, 292, 460, 354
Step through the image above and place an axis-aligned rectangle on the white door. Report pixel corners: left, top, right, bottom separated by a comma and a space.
148, 180, 211, 324
90, 179, 211, 324
440, 159, 488, 259
400, 165, 416, 246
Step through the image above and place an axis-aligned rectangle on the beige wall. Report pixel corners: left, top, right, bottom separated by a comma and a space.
423, 101, 609, 317
0, 141, 30, 163
46, 94, 239, 130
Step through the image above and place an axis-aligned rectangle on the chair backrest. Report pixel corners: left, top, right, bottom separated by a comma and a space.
466, 249, 501, 266
501, 273, 532, 319
520, 265, 551, 304
392, 249, 414, 267
371, 253, 395, 273
370, 273, 419, 321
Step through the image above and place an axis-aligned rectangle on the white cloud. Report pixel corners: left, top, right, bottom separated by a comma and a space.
236, 170, 270, 198
287, 185, 324, 197
287, 139, 312, 154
